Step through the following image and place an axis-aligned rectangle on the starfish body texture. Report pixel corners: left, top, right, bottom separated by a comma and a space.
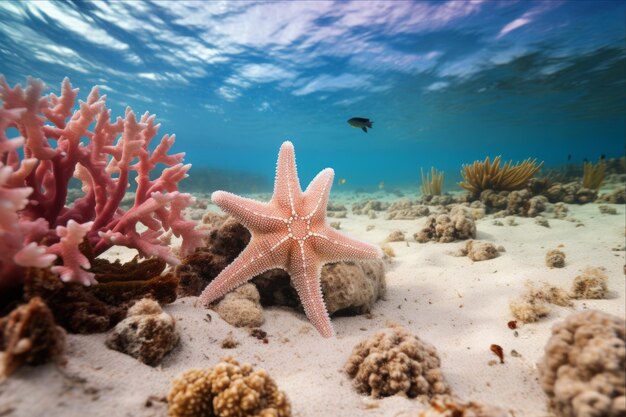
198, 141, 382, 337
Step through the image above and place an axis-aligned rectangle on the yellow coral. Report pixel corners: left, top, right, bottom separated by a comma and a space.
582, 160, 605, 190
167, 357, 291, 417
344, 325, 450, 399
459, 156, 543, 194
420, 167, 444, 196
168, 369, 214, 417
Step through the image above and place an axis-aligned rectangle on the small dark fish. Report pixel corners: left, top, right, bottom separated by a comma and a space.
347, 117, 373, 133
600, 154, 606, 160
583, 158, 589, 163
567, 154, 571, 161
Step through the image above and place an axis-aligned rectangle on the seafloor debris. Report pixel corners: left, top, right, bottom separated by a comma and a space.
352, 200, 390, 216
167, 356, 291, 417
490, 344, 504, 364
213, 283, 264, 328
538, 310, 625, 417
412, 396, 511, 417
385, 199, 430, 220
106, 298, 179, 366
570, 267, 609, 299
249, 328, 268, 343
414, 205, 476, 243
220, 333, 239, 349
0, 297, 65, 379
380, 244, 396, 258
598, 204, 617, 215
385, 229, 406, 242
344, 324, 450, 399
545, 249, 566, 268
454, 240, 500, 261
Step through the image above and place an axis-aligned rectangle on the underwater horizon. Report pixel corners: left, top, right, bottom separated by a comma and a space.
0, 0, 624, 191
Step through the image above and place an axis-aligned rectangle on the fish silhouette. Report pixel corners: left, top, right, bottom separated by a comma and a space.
347, 117, 373, 133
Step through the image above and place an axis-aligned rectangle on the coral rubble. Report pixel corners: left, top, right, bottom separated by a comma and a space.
454, 240, 500, 261
0, 297, 65, 379
106, 298, 179, 366
413, 396, 511, 417
414, 206, 476, 243
344, 325, 450, 399
167, 356, 291, 417
570, 267, 609, 299
538, 310, 625, 417
385, 230, 406, 242
386, 200, 430, 220
545, 249, 566, 268
509, 283, 572, 323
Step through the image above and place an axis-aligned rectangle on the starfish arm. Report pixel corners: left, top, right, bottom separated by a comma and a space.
197, 236, 289, 305
310, 227, 382, 264
289, 241, 334, 337
302, 168, 334, 222
271, 141, 302, 214
212, 191, 287, 232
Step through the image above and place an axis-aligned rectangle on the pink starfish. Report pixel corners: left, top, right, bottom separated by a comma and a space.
198, 141, 382, 337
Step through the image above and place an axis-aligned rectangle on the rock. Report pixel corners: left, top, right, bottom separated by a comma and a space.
0, 297, 65, 379
253, 260, 386, 316
213, 284, 264, 328
106, 299, 179, 366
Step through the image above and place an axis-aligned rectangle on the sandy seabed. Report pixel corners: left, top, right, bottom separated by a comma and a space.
1, 193, 624, 417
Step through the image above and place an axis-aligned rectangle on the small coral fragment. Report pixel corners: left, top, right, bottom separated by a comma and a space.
545, 249, 566, 268
0, 297, 65, 379
385, 230, 406, 242
538, 310, 625, 417
598, 204, 617, 215
414, 206, 476, 243
509, 283, 572, 323
213, 283, 265, 328
570, 267, 609, 299
413, 396, 511, 417
344, 324, 450, 399
454, 240, 500, 261
510, 296, 550, 323
106, 298, 179, 366
380, 244, 396, 258
167, 357, 291, 417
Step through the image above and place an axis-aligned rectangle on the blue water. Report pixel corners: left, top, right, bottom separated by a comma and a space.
1, 1, 624, 191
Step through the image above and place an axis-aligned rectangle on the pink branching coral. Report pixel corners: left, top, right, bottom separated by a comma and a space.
0, 76, 204, 289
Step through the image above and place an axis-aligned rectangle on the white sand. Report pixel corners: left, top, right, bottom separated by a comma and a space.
1, 199, 624, 417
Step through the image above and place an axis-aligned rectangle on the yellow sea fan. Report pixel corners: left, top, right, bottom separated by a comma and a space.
459, 156, 543, 194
